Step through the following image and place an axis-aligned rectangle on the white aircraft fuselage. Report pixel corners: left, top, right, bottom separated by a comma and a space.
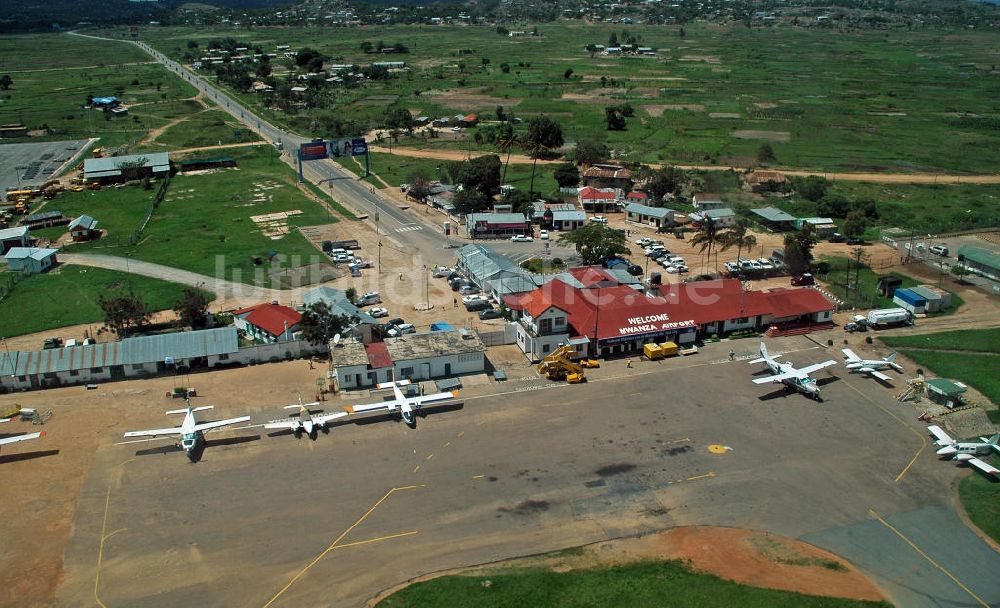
766, 359, 822, 398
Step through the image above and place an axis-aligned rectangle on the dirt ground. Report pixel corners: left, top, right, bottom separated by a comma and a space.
0, 360, 321, 608
368, 526, 886, 605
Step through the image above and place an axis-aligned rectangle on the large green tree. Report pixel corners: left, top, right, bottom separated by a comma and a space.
557, 224, 630, 265
573, 140, 607, 166
173, 287, 211, 329
299, 302, 352, 346
99, 290, 151, 338
690, 217, 724, 272
457, 154, 502, 197
524, 116, 564, 195
843, 210, 867, 238
720, 218, 757, 266
553, 162, 580, 188
495, 124, 520, 188
784, 224, 818, 275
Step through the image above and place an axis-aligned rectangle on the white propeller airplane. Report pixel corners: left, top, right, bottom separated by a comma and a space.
122, 403, 251, 461
0, 418, 45, 453
264, 396, 349, 439
347, 380, 458, 427
750, 342, 837, 400
842, 348, 903, 381
927, 425, 1000, 476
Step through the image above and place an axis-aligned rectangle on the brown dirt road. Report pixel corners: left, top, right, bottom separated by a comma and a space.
369, 526, 886, 605
369, 145, 1000, 184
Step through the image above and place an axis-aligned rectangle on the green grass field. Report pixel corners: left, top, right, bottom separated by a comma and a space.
376, 559, 891, 608
356, 151, 559, 196
131, 23, 1000, 174
959, 454, 1000, 546
56, 145, 342, 284
142, 109, 253, 151
0, 265, 210, 338
881, 328, 1000, 405
881, 328, 1000, 354
817, 256, 963, 314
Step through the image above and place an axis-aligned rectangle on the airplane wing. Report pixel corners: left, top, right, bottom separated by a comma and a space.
410, 390, 458, 407
193, 415, 252, 433
869, 370, 893, 382
797, 360, 837, 375
752, 372, 797, 384
967, 457, 1000, 476
0, 431, 44, 447
927, 425, 954, 445
124, 426, 183, 438
842, 348, 859, 362
313, 410, 351, 425
263, 419, 301, 431
349, 400, 397, 414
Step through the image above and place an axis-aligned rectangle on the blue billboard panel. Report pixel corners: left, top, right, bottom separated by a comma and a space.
299, 142, 328, 161
352, 138, 368, 156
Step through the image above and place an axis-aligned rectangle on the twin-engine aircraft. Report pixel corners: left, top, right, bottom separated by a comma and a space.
750, 342, 837, 400
842, 348, 903, 382
348, 380, 458, 427
264, 396, 349, 439
928, 425, 1000, 476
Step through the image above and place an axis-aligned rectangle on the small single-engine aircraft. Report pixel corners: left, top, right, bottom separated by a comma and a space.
750, 342, 837, 400
123, 403, 251, 461
842, 348, 903, 381
927, 425, 1000, 476
0, 418, 45, 454
264, 396, 349, 439
348, 380, 458, 427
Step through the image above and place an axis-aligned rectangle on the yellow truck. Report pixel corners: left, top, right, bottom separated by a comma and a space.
643, 343, 665, 360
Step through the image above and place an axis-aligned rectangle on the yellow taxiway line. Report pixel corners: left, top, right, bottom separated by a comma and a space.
262, 485, 422, 608
869, 509, 990, 608
842, 381, 927, 482
94, 458, 134, 608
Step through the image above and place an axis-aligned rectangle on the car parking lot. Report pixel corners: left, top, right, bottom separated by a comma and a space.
0, 139, 90, 197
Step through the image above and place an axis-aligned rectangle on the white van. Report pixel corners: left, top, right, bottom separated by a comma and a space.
357, 292, 381, 305
930, 245, 949, 257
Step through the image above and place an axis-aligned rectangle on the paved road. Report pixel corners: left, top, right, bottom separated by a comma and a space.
67, 31, 453, 269
55, 338, 1000, 608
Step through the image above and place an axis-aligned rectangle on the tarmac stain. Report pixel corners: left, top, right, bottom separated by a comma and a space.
663, 445, 692, 457
595, 463, 636, 477
488, 476, 498, 482
499, 500, 551, 516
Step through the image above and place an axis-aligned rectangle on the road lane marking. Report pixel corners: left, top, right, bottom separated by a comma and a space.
412, 465, 420, 474
442, 442, 451, 448
262, 485, 422, 608
842, 381, 927, 482
687, 472, 716, 481
425, 453, 434, 461
869, 509, 990, 608
472, 474, 485, 480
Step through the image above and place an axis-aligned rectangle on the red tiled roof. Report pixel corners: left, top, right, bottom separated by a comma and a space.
462, 113, 477, 122
626, 191, 648, 200
569, 266, 619, 287
234, 303, 301, 337
578, 186, 617, 200
365, 342, 393, 369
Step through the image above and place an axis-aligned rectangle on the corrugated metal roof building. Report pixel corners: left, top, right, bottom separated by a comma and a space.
84, 152, 171, 182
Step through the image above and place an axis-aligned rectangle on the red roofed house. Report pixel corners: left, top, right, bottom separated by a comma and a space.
459, 113, 478, 127
505, 275, 833, 361
233, 303, 302, 343
625, 191, 648, 203
578, 186, 620, 213
582, 164, 633, 190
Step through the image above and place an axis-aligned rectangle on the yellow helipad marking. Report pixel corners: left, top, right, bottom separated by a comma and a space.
425, 453, 434, 461
442, 441, 451, 448
412, 465, 420, 474
668, 437, 691, 444
687, 472, 716, 481
472, 474, 485, 480
707, 444, 730, 454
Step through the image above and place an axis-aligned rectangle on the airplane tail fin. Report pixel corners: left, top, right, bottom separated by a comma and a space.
759, 341, 768, 359
887, 352, 896, 363
988, 433, 1000, 447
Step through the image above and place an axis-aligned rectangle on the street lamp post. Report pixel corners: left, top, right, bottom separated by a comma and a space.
423, 265, 429, 309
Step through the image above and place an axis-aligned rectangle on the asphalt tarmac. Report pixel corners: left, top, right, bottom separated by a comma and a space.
52, 338, 1000, 608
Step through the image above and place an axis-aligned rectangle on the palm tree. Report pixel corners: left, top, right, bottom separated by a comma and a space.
522, 134, 549, 197
720, 218, 758, 271
690, 216, 722, 273
496, 125, 521, 189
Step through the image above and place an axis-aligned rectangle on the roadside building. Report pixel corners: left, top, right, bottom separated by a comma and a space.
692, 208, 736, 228
458, 114, 478, 127
83, 152, 170, 184
4, 247, 57, 274
68, 214, 100, 241
796, 217, 837, 237
550, 209, 587, 231
179, 156, 237, 173
465, 212, 531, 239
957, 244, 1000, 281
302, 286, 379, 343
0, 226, 29, 253
909, 285, 950, 313
582, 164, 633, 190
625, 202, 675, 229
0, 124, 29, 138
692, 192, 725, 210
893, 288, 927, 315
743, 171, 788, 193
233, 303, 302, 343
578, 186, 619, 213
328, 329, 486, 390
750, 206, 796, 231
625, 191, 649, 204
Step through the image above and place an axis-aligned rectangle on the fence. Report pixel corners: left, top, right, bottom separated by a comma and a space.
130, 174, 171, 245
476, 325, 518, 347
0, 271, 24, 303
233, 339, 325, 365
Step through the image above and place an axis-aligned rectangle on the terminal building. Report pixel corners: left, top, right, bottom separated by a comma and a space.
504, 268, 834, 361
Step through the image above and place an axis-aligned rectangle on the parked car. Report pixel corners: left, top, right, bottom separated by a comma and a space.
739, 259, 754, 271
479, 308, 503, 320
539, 230, 549, 240
758, 258, 774, 270
433, 266, 456, 278
465, 299, 492, 312
846, 237, 866, 246
386, 318, 405, 328
724, 261, 739, 274
396, 323, 416, 334
929, 244, 948, 257
331, 253, 355, 263
42, 337, 63, 349
635, 237, 652, 246
510, 234, 533, 242
590, 215, 609, 224
462, 294, 488, 304
350, 260, 373, 269
627, 264, 644, 276
458, 285, 481, 295
357, 291, 381, 305
451, 280, 474, 292
791, 273, 815, 286
367, 307, 389, 318
666, 265, 683, 274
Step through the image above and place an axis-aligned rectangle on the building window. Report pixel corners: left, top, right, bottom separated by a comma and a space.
554, 317, 565, 326
219, 353, 229, 360
539, 318, 553, 334
542, 344, 550, 354
91, 368, 103, 374
400, 367, 414, 377
18, 376, 27, 382
69, 370, 79, 377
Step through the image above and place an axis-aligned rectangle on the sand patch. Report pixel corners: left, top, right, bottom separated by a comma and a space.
561, 88, 628, 104
754, 102, 779, 109
424, 88, 522, 111
868, 111, 907, 116
680, 54, 721, 64
732, 130, 791, 142
631, 87, 661, 98
709, 112, 741, 119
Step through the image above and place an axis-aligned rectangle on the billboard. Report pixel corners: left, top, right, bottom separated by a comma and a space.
327, 138, 369, 158
299, 142, 328, 161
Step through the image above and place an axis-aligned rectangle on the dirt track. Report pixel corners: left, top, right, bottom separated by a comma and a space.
369, 145, 1000, 184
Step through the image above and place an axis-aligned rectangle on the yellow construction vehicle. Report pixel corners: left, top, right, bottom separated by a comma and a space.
579, 358, 600, 368
1, 403, 21, 419
537, 345, 587, 383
